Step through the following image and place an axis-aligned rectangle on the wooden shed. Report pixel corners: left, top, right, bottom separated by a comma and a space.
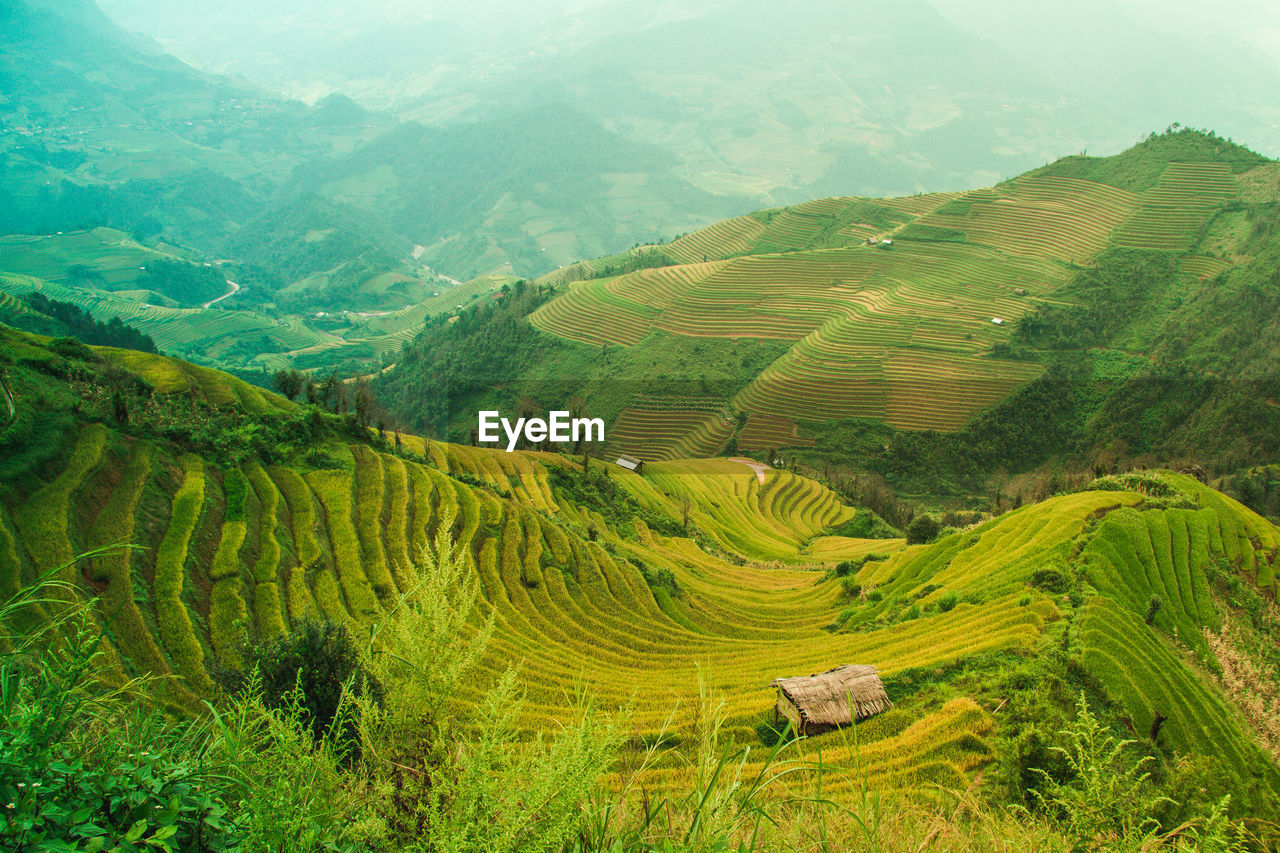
772, 665, 891, 736
615, 454, 644, 473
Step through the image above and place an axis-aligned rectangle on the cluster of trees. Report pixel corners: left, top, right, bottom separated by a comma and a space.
374, 281, 562, 439
137, 258, 229, 306
273, 368, 384, 432
17, 293, 156, 353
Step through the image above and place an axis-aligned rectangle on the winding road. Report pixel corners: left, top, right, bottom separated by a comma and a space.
201, 279, 240, 309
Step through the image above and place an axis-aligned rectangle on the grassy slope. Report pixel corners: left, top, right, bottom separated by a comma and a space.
2, 328, 1278, 820
382, 130, 1279, 485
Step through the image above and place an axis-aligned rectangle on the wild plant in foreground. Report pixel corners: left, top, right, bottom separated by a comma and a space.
353, 512, 623, 852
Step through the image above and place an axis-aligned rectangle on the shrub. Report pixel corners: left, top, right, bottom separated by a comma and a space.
905, 514, 941, 545
640, 565, 680, 598
47, 336, 97, 362
0, 563, 358, 852
1030, 568, 1070, 594
215, 620, 383, 758
938, 591, 959, 612
1145, 594, 1163, 625
1033, 694, 1171, 847
835, 552, 888, 579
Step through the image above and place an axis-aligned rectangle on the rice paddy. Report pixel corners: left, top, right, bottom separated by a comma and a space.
5, 372, 1275, 804
1114, 163, 1239, 252
525, 164, 1242, 445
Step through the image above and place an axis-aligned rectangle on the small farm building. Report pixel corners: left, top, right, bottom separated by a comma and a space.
615, 454, 644, 473
991, 317, 1004, 325
772, 665, 891, 736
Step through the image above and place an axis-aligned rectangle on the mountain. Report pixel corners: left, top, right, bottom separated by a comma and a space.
276, 102, 744, 280
375, 129, 1280, 498
932, 0, 1280, 153
0, 0, 391, 247
0, 323, 1277, 839
0, 1, 735, 371
468, 0, 1120, 199
95, 0, 1280, 217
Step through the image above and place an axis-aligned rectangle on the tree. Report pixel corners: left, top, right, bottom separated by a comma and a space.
353, 379, 375, 429
273, 368, 307, 401
905, 514, 941, 545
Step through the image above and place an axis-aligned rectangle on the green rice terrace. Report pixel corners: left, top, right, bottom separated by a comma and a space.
1, 326, 1278, 844
509, 131, 1274, 460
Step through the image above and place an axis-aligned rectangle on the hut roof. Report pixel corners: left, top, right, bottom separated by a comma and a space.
773, 665, 891, 727
615, 454, 644, 471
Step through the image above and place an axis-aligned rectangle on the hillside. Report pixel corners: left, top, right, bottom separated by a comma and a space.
378, 129, 1280, 496
2, 325, 1279, 840
0, 0, 742, 375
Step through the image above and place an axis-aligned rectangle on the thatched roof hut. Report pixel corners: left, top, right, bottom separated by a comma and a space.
772, 665, 891, 736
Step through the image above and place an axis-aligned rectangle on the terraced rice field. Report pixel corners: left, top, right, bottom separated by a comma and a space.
729, 241, 1063, 429
1081, 482, 1277, 649
639, 458, 858, 560
5, 352, 1278, 802
5, 428, 1010, 753
528, 167, 1243, 447
606, 400, 736, 461
736, 413, 812, 451
911, 176, 1140, 263
666, 215, 766, 264
0, 228, 172, 289
1178, 254, 1233, 279
1114, 163, 1239, 251
530, 188, 1090, 435
1079, 599, 1278, 787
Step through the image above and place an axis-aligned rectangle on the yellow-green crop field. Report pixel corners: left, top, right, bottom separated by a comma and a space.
5, 370, 1278, 803
528, 163, 1244, 442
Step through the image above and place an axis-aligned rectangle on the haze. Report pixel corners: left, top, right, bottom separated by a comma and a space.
97, 0, 1280, 165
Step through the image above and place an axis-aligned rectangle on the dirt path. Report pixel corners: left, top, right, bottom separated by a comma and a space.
729, 456, 770, 484
201, 279, 240, 308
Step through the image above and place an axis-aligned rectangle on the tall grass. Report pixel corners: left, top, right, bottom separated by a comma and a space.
0, 553, 356, 852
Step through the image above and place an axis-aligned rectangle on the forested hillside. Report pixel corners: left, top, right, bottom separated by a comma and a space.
379, 130, 1280, 500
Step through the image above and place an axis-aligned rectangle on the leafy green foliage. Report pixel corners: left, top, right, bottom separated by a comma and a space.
1032, 694, 1172, 848
827, 508, 899, 539
639, 565, 680, 598
8, 293, 156, 353
137, 260, 228, 308
214, 621, 382, 756
0, 565, 357, 852
547, 464, 684, 538
905, 515, 941, 545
